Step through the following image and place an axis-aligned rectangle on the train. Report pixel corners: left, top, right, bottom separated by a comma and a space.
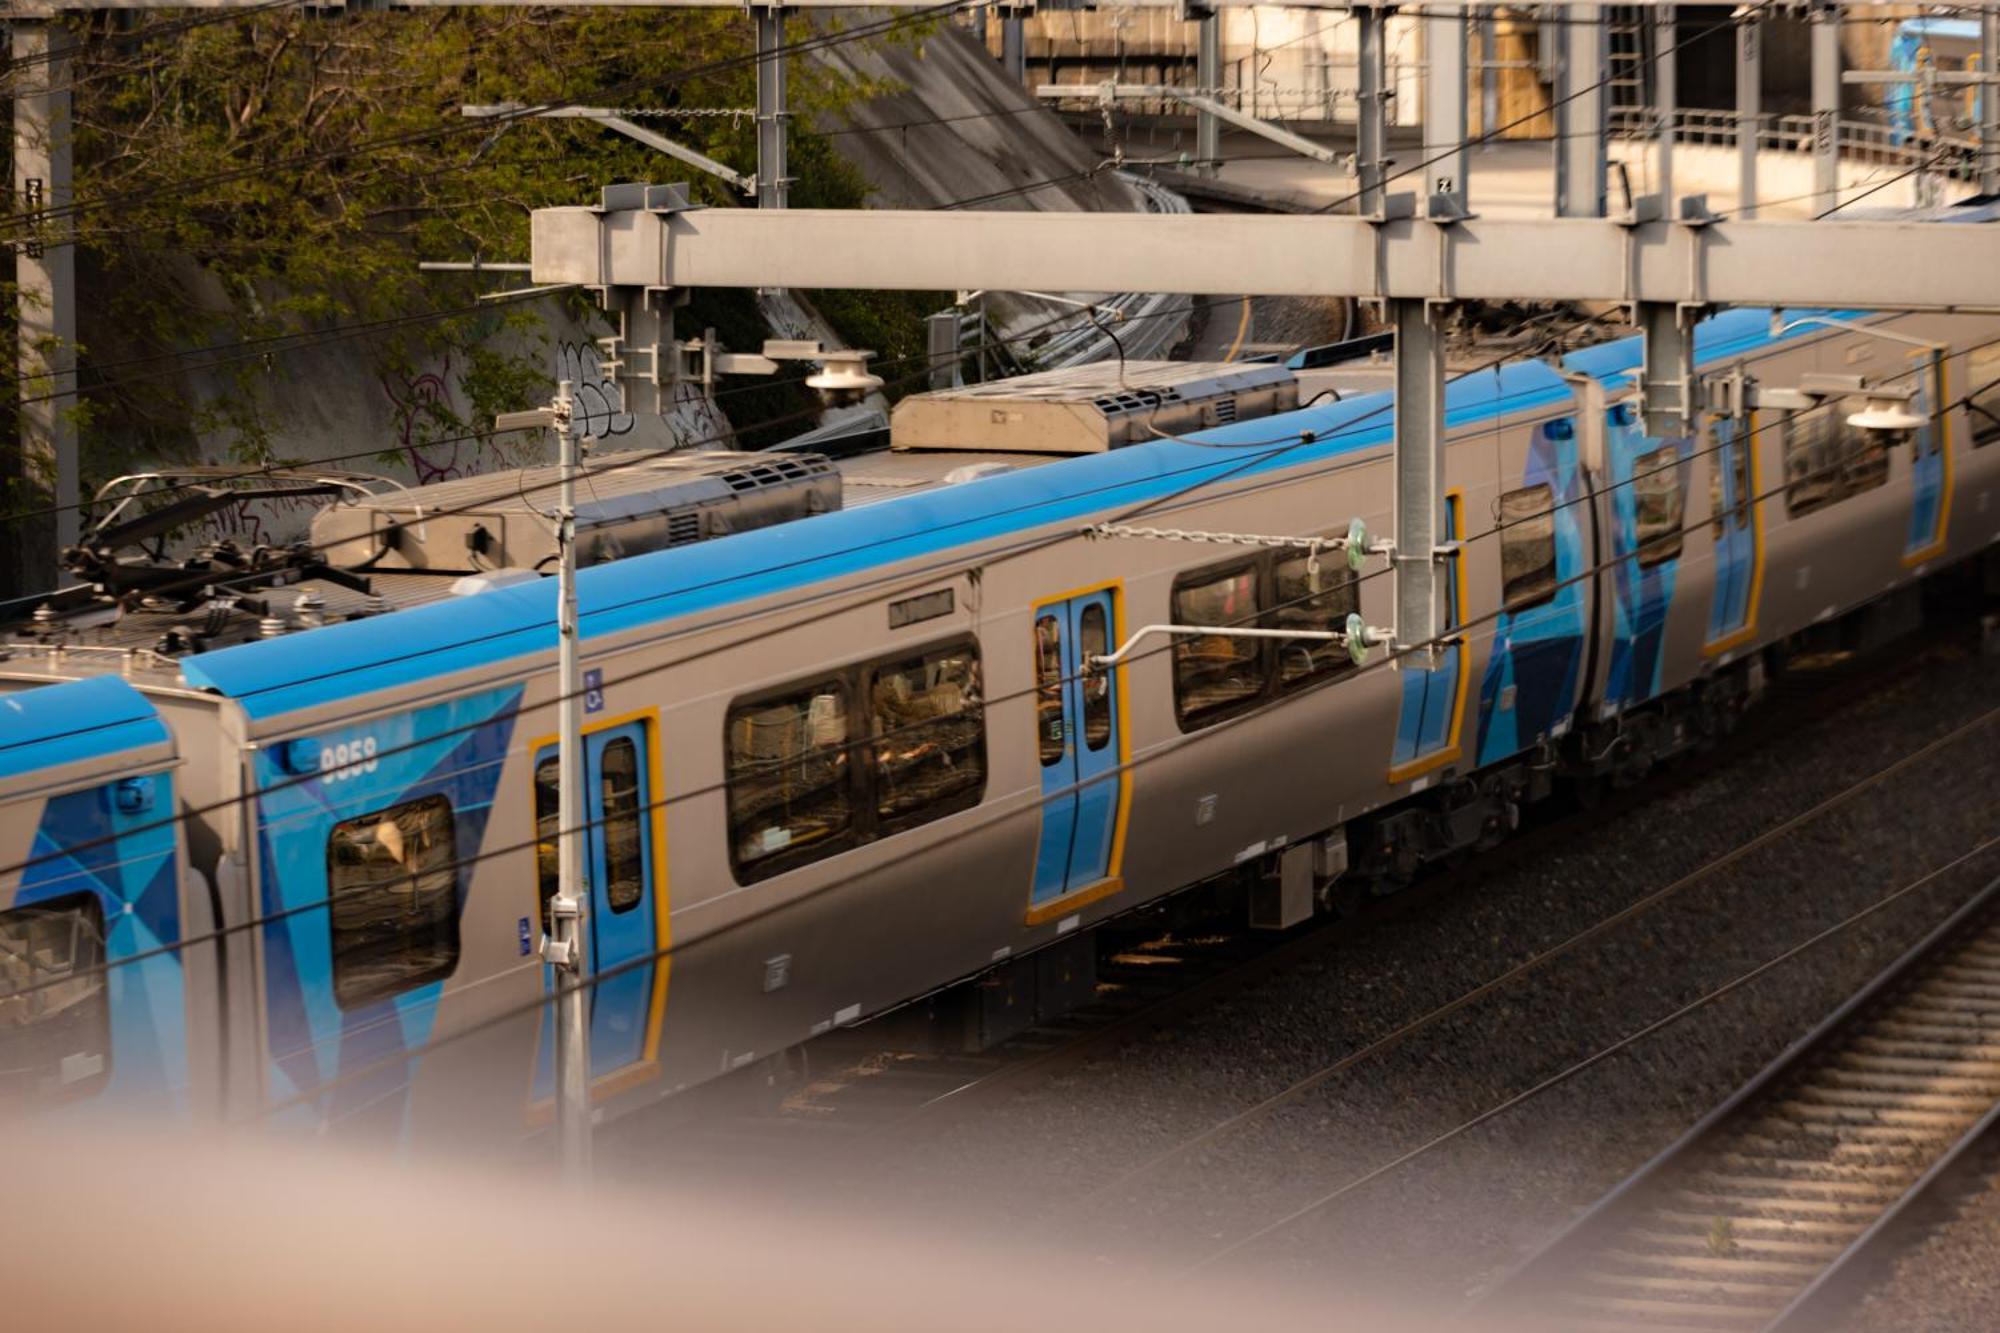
4, 302, 1998, 1143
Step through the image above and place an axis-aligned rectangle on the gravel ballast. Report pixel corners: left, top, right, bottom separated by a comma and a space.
849, 632, 2000, 1320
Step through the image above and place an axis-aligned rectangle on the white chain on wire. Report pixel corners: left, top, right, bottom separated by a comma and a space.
611, 107, 756, 120
1087, 522, 1344, 553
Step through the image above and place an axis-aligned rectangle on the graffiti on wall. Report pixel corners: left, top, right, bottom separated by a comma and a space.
555, 340, 634, 441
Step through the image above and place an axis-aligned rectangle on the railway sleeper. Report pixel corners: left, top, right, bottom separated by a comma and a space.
1554, 1291, 1781, 1325
1625, 1226, 1851, 1258
1713, 1150, 1935, 1181
1575, 1270, 1799, 1300
1682, 1171, 1906, 1204
1790, 1084, 1998, 1112
1599, 1249, 1828, 1280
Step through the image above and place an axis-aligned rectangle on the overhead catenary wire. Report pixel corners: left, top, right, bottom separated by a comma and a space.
3, 348, 1982, 1021
0, 0, 988, 240
4, 305, 1987, 891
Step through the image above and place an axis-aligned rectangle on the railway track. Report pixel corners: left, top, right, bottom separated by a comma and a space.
1475, 873, 2000, 1333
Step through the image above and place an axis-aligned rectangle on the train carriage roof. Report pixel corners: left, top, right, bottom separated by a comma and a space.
174, 309, 1836, 725
0, 675, 175, 793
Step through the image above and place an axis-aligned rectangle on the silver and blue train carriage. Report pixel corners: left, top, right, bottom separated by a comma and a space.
3, 304, 1999, 1139
0, 675, 212, 1115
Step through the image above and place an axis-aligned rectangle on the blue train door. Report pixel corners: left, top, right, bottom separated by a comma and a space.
1602, 407, 1690, 707
1706, 414, 1758, 646
532, 719, 660, 1098
1029, 588, 1125, 917
1905, 354, 1948, 563
1390, 493, 1466, 778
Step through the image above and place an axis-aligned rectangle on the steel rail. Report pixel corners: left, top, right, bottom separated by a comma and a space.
1473, 873, 2000, 1331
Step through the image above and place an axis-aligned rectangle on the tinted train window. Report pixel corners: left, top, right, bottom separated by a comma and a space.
870, 642, 986, 829
1968, 344, 2000, 447
533, 755, 560, 933
1498, 484, 1558, 608
1709, 429, 1751, 538
1035, 614, 1064, 767
0, 893, 110, 1105
326, 794, 460, 1010
1079, 604, 1113, 750
1783, 403, 1888, 517
1270, 554, 1359, 686
1633, 445, 1685, 567
1172, 565, 1264, 724
599, 738, 646, 914
727, 679, 853, 876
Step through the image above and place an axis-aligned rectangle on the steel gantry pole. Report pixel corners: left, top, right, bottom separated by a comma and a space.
11, 13, 78, 597
1391, 299, 1446, 666
1355, 2, 1389, 215
1554, 2, 1606, 217
1736, 6, 1761, 219
551, 380, 594, 1185
1196, 5, 1222, 177
1811, 0, 1841, 215
1639, 302, 1693, 440
1654, 2, 1676, 208
1984, 5, 2000, 198
755, 5, 790, 209
1002, 4, 1027, 85
1423, 5, 1469, 200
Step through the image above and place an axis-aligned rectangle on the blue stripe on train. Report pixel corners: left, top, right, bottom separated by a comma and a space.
17, 771, 187, 1111
0, 676, 170, 781
182, 364, 1575, 722
1476, 418, 1589, 765
254, 684, 522, 1130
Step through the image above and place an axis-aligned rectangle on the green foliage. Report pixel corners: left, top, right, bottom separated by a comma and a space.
30, 7, 920, 483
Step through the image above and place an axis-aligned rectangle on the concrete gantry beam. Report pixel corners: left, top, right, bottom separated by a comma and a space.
1423, 7, 1469, 199
755, 5, 789, 209
1811, 1, 1840, 215
12, 16, 78, 595
531, 194, 2000, 312
1554, 2, 1606, 217
1391, 298, 1446, 660
1736, 8, 1761, 220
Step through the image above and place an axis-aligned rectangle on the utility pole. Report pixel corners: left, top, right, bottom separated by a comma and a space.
11, 12, 78, 598
497, 383, 593, 1184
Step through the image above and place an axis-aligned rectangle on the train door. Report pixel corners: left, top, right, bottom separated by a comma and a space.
532, 717, 662, 1097
1389, 493, 1467, 780
1905, 353, 1949, 564
1029, 587, 1125, 917
1705, 414, 1759, 647
1601, 406, 1692, 708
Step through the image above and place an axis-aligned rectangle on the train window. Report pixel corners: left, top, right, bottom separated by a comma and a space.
599, 738, 646, 914
0, 893, 111, 1105
869, 642, 986, 830
1633, 445, 1685, 567
1784, 402, 1889, 517
1708, 429, 1751, 539
1270, 552, 1359, 686
1078, 604, 1113, 749
1498, 484, 1558, 609
1969, 344, 2000, 447
1035, 614, 1064, 767
533, 756, 560, 934
1172, 564, 1265, 725
325, 794, 460, 1011
726, 679, 854, 877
